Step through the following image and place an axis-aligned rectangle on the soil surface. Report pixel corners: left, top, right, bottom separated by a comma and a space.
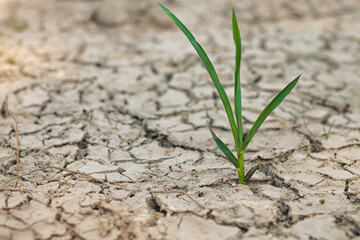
0, 0, 360, 239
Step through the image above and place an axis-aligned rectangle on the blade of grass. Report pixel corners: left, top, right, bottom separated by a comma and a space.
158, 2, 240, 154
208, 123, 239, 168
232, 9, 242, 152
323, 120, 335, 140
243, 163, 260, 182
242, 74, 301, 151
3, 105, 20, 188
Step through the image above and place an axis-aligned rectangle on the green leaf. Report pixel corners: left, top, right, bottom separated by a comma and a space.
232, 8, 242, 151
244, 163, 260, 182
208, 123, 239, 168
158, 2, 240, 154
242, 74, 301, 151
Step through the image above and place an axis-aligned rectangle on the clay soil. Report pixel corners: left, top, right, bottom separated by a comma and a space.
0, 0, 360, 239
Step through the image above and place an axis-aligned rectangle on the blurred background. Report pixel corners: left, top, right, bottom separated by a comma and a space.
0, 0, 359, 132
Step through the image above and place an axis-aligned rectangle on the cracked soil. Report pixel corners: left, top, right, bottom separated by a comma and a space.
0, 0, 360, 239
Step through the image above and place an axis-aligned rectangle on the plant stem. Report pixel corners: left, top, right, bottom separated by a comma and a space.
237, 151, 245, 184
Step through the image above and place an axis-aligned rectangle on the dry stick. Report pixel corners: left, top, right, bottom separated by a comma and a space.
152, 190, 205, 210
108, 148, 112, 161
154, 135, 167, 141
2, 105, 102, 188
3, 105, 20, 188
45, 166, 103, 182
3, 166, 102, 185
0, 188, 30, 193
130, 120, 146, 144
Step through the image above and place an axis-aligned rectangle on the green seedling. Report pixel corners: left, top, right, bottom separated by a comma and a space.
7, 58, 16, 65
158, 3, 300, 184
322, 120, 335, 140
12, 21, 28, 32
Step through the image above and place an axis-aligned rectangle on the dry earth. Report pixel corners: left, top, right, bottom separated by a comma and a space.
0, 0, 360, 239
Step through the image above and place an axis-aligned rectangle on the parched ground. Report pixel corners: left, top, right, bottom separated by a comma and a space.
0, 0, 359, 239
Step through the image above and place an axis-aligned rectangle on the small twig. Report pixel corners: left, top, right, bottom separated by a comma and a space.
47, 166, 103, 182
154, 135, 167, 141
3, 105, 20, 188
108, 148, 112, 161
130, 120, 146, 144
152, 190, 205, 209
1, 106, 103, 188
107, 147, 118, 161
0, 188, 30, 193
4, 166, 102, 184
